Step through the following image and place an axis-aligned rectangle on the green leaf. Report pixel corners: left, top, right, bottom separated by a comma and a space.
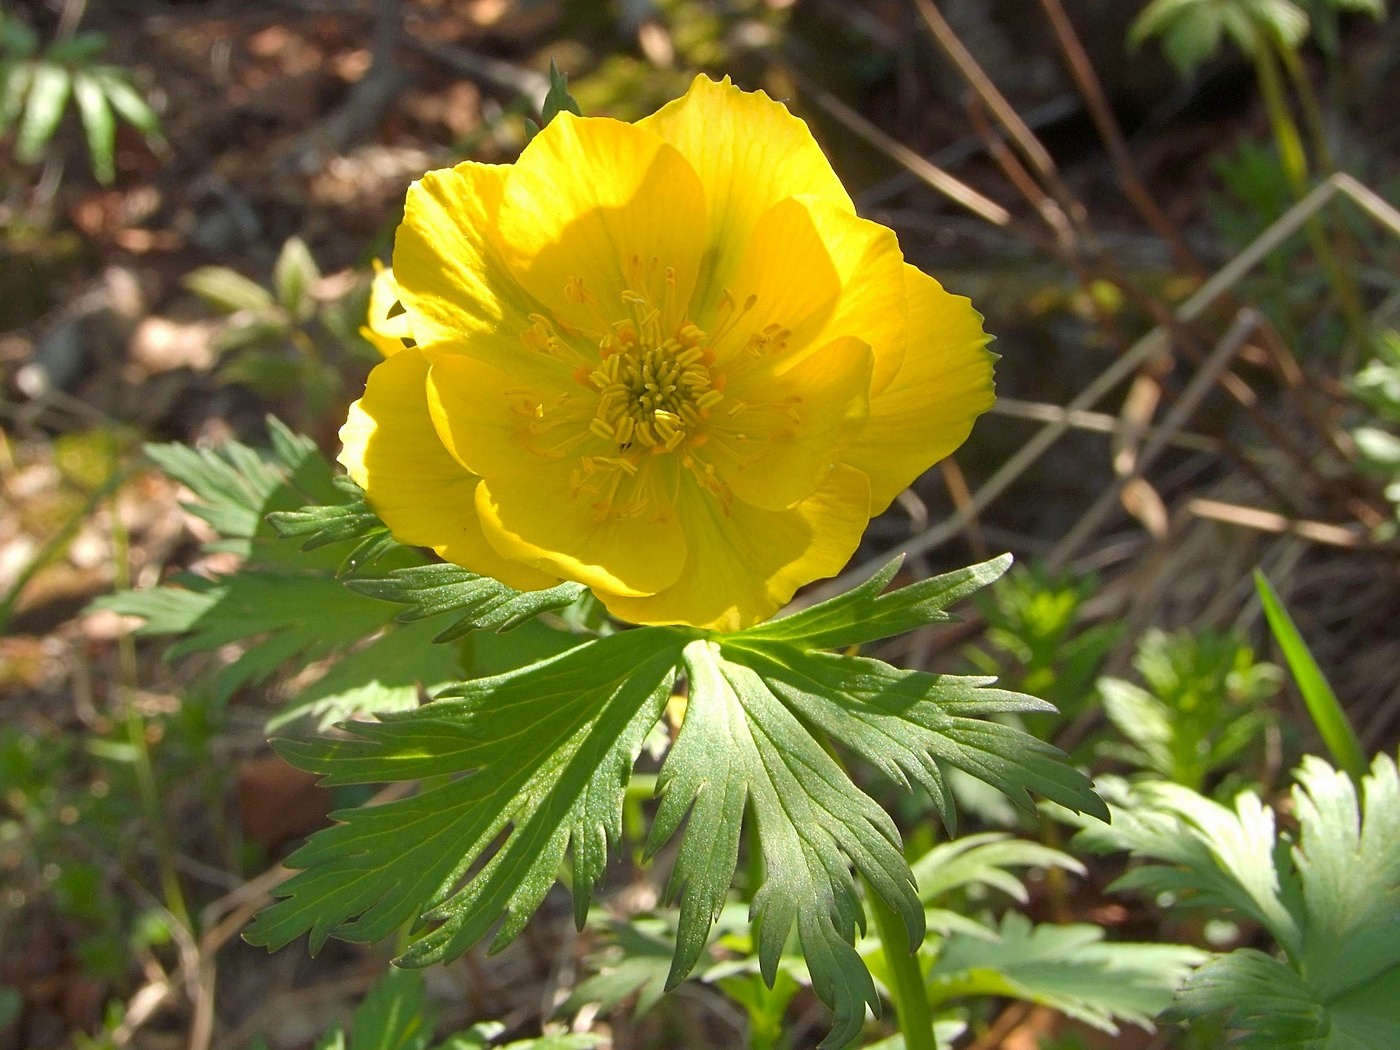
265, 614, 466, 731
539, 59, 581, 126
99, 420, 587, 730
911, 833, 1084, 906
1254, 571, 1365, 782
243, 628, 687, 959
737, 555, 1011, 652
348, 967, 431, 1050
97, 567, 428, 701
1161, 6, 1226, 73
566, 914, 702, 1018
71, 70, 115, 182
45, 31, 108, 66
92, 67, 160, 138
1078, 755, 1400, 1048
213, 314, 292, 354
1, 62, 34, 135
724, 644, 1107, 831
274, 236, 322, 322
924, 913, 1205, 1033
643, 634, 1101, 1047
184, 265, 277, 315
651, 639, 896, 1047
0, 16, 40, 58
139, 418, 342, 559
347, 564, 585, 642
1075, 779, 1303, 952
16, 61, 70, 162
1246, 0, 1310, 49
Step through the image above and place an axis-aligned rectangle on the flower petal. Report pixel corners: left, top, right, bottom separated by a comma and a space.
707, 335, 872, 511
393, 161, 539, 360
360, 260, 413, 357
795, 198, 909, 395
841, 265, 995, 514
426, 350, 589, 480
474, 457, 687, 598
638, 74, 854, 297
595, 464, 870, 631
701, 195, 841, 365
338, 348, 560, 591
497, 113, 708, 336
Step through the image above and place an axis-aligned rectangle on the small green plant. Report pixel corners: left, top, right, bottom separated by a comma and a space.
1075, 752, 1400, 1048
93, 420, 578, 731
569, 834, 1202, 1047
1097, 629, 1281, 792
1131, 0, 1386, 348
183, 239, 378, 428
1347, 329, 1400, 536
0, 12, 161, 184
966, 562, 1121, 725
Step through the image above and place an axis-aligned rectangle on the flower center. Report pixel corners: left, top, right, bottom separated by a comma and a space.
586, 319, 723, 454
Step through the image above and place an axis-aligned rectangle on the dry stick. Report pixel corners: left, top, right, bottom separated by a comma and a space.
1045, 310, 1262, 570
1033, 0, 1206, 279
786, 67, 1011, 227
911, 0, 1055, 184
991, 397, 1224, 455
1187, 498, 1368, 549
913, 0, 1090, 236
807, 172, 1386, 603
963, 94, 1074, 251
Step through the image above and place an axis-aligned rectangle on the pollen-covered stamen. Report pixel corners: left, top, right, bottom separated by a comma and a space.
586, 315, 724, 455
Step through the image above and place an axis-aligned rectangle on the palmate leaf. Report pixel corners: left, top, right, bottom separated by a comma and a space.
1076, 754, 1400, 1048
243, 627, 687, 955
654, 639, 1105, 1045
96, 419, 572, 725
248, 556, 1103, 1046
348, 564, 585, 643
653, 639, 910, 1046
924, 913, 1205, 1033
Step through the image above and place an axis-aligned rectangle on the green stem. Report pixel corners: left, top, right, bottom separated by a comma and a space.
867, 884, 936, 1050
112, 504, 191, 930
1254, 44, 1369, 351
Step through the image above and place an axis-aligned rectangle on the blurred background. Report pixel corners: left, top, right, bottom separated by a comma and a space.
2, 1, 1399, 1047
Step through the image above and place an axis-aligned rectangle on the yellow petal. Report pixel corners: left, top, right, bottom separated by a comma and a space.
638, 74, 854, 299
337, 348, 560, 591
360, 260, 413, 357
707, 335, 872, 511
841, 265, 995, 514
795, 198, 909, 395
705, 196, 907, 396
496, 113, 708, 336
596, 464, 870, 631
393, 161, 540, 359
425, 351, 591, 479
474, 457, 687, 598
700, 196, 840, 365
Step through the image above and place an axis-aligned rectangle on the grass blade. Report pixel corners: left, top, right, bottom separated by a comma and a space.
1254, 570, 1366, 781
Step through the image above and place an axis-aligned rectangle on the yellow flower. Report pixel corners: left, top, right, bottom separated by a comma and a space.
360, 260, 413, 357
339, 75, 994, 631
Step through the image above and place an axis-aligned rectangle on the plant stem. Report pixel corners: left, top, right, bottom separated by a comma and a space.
112, 497, 191, 930
867, 884, 936, 1050
1253, 43, 1369, 351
